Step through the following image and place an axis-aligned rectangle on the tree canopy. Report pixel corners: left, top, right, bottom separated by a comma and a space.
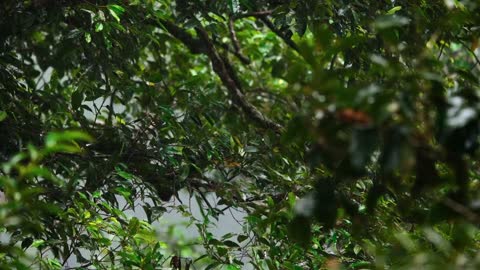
1, 0, 479, 269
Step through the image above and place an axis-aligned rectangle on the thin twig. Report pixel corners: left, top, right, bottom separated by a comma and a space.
228, 16, 251, 64
329, 53, 338, 71
104, 70, 116, 126
437, 41, 446, 60
194, 186, 216, 214
259, 17, 299, 52
457, 39, 480, 70
229, 17, 242, 53
233, 10, 275, 19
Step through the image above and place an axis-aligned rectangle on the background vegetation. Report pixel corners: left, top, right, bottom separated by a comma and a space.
1, 0, 479, 269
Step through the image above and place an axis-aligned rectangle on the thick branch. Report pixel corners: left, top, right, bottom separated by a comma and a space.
156, 19, 250, 64
221, 53, 244, 93
157, 19, 206, 54
195, 27, 283, 132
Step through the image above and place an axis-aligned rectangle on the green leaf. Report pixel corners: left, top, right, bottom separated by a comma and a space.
95, 22, 104, 32
223, 240, 240, 248
0, 110, 7, 122
288, 192, 296, 209
228, 0, 240, 14
386, 6, 402, 15
110, 22, 127, 32
353, 244, 362, 255
128, 217, 140, 234
71, 90, 83, 109
108, 4, 125, 14
108, 10, 120, 22
32, 239, 45, 248
349, 261, 372, 269
84, 32, 91, 43
237, 234, 248, 243
205, 262, 221, 270
46, 131, 93, 148
116, 186, 131, 199
108, 5, 125, 22
47, 259, 62, 268
115, 166, 134, 181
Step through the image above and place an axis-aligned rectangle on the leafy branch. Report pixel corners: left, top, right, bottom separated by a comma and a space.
156, 18, 283, 132
195, 26, 283, 132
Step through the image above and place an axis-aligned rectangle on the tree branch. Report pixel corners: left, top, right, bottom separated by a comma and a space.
228, 17, 250, 64
231, 9, 299, 53
157, 19, 206, 54
214, 40, 251, 65
232, 10, 275, 20
194, 26, 283, 132
156, 19, 250, 65
258, 17, 299, 53
153, 19, 283, 131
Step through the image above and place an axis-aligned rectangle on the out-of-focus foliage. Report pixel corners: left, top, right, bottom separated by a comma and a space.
1, 0, 479, 269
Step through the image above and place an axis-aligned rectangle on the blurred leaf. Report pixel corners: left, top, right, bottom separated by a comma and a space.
0, 111, 7, 122
31, 240, 45, 248
95, 22, 104, 32
313, 179, 337, 229
374, 15, 410, 29
71, 90, 83, 109
386, 6, 402, 15
21, 238, 33, 250
288, 215, 312, 248
223, 240, 240, 248
349, 128, 377, 169
228, 0, 240, 14
46, 131, 93, 148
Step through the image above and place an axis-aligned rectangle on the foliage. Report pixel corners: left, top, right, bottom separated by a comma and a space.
1, 0, 480, 269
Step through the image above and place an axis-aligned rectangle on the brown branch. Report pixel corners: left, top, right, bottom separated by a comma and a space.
233, 10, 275, 19
228, 16, 251, 64
221, 53, 244, 93
229, 17, 242, 53
155, 18, 250, 64
156, 19, 206, 54
214, 41, 251, 65
231, 9, 299, 53
104, 69, 116, 127
151, 19, 283, 132
259, 17, 299, 53
195, 26, 283, 132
